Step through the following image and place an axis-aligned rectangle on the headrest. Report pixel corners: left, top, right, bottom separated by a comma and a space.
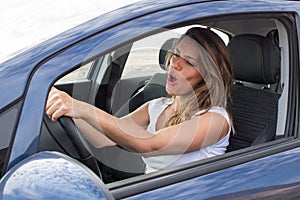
266, 29, 279, 47
159, 38, 177, 70
228, 34, 280, 84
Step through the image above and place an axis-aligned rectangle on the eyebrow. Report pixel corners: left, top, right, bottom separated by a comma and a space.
175, 48, 198, 62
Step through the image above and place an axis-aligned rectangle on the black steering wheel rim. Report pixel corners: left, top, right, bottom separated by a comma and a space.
58, 116, 102, 177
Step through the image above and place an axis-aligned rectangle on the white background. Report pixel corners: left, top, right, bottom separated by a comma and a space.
0, 0, 140, 62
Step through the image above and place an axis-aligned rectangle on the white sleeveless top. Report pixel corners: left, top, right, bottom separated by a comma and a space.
142, 98, 231, 174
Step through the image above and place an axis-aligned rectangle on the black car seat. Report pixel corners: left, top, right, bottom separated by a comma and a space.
95, 44, 132, 113
226, 33, 281, 152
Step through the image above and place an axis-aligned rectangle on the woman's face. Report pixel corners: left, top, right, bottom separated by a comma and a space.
166, 37, 203, 96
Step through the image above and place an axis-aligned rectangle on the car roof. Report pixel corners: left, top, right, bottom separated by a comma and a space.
0, 0, 210, 110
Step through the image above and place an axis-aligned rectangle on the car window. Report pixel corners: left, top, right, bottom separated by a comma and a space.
103, 18, 289, 180
121, 31, 176, 79
45, 13, 293, 194
122, 26, 229, 80
56, 62, 93, 84
111, 26, 229, 115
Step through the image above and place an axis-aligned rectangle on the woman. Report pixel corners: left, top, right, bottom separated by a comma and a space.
46, 27, 233, 173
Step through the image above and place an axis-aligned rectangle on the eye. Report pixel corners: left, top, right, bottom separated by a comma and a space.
171, 50, 196, 67
185, 59, 195, 67
172, 52, 180, 58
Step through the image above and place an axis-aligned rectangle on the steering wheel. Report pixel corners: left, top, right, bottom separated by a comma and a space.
58, 116, 102, 178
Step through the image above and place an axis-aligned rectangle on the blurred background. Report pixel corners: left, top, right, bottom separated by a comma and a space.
0, 0, 140, 62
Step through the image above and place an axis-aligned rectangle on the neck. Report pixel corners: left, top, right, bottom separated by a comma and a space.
175, 90, 195, 106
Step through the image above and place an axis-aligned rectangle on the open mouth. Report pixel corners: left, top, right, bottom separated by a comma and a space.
168, 73, 177, 84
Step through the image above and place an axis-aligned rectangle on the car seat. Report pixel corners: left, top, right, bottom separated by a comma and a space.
226, 33, 281, 152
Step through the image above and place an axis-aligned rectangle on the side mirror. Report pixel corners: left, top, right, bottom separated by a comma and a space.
0, 151, 113, 200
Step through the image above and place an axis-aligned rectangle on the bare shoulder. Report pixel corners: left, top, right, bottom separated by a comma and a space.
192, 111, 230, 138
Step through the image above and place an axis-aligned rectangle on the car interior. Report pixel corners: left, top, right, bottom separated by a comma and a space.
38, 13, 290, 183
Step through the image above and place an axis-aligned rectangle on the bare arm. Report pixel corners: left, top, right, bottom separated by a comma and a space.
73, 118, 116, 148
81, 105, 228, 156
46, 87, 229, 156
46, 87, 150, 148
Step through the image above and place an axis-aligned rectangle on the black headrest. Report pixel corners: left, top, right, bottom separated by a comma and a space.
228, 34, 280, 84
159, 38, 177, 70
266, 29, 279, 47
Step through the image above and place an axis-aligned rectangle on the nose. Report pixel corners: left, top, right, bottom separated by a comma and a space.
170, 54, 184, 70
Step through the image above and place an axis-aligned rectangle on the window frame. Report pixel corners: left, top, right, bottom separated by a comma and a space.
104, 12, 299, 199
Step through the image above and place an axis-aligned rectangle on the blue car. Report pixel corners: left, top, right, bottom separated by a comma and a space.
1, 0, 300, 199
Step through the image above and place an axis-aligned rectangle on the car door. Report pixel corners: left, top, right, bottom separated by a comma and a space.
103, 2, 300, 199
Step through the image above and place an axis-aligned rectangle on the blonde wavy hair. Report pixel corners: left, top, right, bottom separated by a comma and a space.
165, 27, 233, 127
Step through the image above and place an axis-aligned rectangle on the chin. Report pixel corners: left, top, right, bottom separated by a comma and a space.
166, 86, 176, 96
